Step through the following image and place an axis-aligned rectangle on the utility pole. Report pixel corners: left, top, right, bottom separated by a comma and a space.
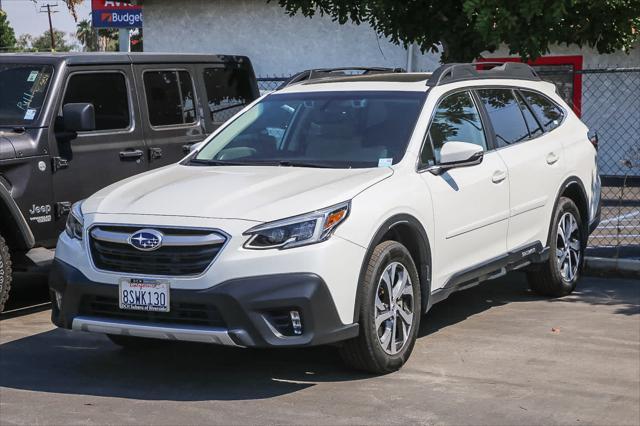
39, 2, 59, 52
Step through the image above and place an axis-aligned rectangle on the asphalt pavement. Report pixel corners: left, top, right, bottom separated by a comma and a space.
0, 272, 638, 425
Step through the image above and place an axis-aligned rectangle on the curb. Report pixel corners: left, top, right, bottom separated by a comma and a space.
584, 256, 640, 278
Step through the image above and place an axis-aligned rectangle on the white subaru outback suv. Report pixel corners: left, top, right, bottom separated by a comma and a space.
50, 63, 601, 373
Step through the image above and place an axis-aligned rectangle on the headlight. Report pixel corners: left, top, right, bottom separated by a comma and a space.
244, 201, 350, 249
65, 201, 84, 240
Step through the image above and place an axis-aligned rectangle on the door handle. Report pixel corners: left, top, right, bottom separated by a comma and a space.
546, 152, 559, 165
119, 149, 144, 160
492, 170, 507, 184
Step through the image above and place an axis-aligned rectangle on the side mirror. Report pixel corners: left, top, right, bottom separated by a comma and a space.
190, 142, 204, 152
62, 103, 95, 132
427, 141, 484, 175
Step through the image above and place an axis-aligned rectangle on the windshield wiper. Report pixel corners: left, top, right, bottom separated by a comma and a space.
189, 158, 254, 166
276, 160, 333, 168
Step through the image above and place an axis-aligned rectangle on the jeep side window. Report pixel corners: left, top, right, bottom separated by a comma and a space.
520, 90, 564, 132
477, 88, 530, 147
62, 72, 130, 131
421, 91, 487, 165
203, 66, 254, 124
143, 70, 196, 127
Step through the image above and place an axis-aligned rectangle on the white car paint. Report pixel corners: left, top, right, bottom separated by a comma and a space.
55, 71, 599, 334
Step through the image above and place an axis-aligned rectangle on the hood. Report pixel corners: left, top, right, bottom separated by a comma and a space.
0, 136, 16, 160
0, 128, 46, 159
83, 164, 393, 222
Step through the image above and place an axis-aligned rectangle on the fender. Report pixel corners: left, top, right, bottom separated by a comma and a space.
353, 214, 432, 322
0, 182, 35, 250
547, 176, 589, 248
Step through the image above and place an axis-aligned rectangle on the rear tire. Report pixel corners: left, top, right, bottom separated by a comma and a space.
339, 240, 421, 374
528, 197, 584, 297
0, 234, 12, 313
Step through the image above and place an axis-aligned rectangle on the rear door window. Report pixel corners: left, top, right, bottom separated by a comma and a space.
143, 70, 196, 127
477, 88, 530, 147
202, 64, 256, 124
520, 90, 564, 132
63, 72, 130, 131
515, 91, 543, 138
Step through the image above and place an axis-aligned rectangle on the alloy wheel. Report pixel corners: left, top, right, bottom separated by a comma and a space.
375, 262, 414, 355
556, 212, 581, 281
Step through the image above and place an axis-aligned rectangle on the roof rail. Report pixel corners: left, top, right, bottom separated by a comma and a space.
277, 67, 405, 90
426, 62, 540, 86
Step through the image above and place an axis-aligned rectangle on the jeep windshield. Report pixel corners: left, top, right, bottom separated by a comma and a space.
0, 64, 54, 127
193, 91, 426, 169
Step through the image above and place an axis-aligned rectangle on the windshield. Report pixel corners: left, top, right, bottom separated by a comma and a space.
0, 64, 54, 126
194, 91, 426, 168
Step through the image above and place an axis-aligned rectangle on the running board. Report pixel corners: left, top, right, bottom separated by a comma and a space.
430, 242, 548, 305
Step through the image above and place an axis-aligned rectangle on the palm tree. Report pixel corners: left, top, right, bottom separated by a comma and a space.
76, 19, 98, 51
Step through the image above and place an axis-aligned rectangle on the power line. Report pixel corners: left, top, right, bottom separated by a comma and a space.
38, 1, 58, 51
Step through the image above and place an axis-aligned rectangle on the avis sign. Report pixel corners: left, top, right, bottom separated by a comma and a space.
92, 0, 142, 29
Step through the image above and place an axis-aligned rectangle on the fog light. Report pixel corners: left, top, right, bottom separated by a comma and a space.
54, 290, 63, 309
290, 310, 302, 335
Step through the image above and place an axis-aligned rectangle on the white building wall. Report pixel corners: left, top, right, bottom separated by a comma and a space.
143, 0, 441, 76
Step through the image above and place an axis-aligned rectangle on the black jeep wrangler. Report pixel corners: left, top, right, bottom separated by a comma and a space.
0, 53, 259, 311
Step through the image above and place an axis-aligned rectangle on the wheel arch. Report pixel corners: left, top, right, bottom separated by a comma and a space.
548, 176, 589, 248
0, 183, 35, 252
353, 214, 432, 322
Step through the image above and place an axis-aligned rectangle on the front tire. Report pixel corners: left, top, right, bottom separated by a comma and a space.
528, 197, 584, 297
339, 241, 421, 374
0, 234, 12, 313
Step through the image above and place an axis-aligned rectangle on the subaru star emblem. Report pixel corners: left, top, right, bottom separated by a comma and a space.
129, 229, 163, 251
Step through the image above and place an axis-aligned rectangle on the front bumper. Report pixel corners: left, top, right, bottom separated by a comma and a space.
49, 259, 358, 348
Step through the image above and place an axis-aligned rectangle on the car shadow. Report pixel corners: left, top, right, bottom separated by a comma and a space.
0, 272, 636, 401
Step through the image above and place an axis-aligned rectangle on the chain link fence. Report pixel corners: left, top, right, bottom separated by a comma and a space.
568, 69, 639, 252
257, 77, 288, 93
258, 68, 640, 253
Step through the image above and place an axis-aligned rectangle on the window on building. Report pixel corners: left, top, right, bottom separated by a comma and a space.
143, 70, 196, 127
520, 90, 564, 132
422, 91, 486, 165
477, 88, 530, 146
203, 65, 255, 124
63, 72, 129, 131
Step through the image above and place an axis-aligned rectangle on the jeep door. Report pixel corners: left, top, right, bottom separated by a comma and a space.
133, 64, 206, 167
50, 65, 147, 223
419, 90, 510, 290
475, 88, 566, 251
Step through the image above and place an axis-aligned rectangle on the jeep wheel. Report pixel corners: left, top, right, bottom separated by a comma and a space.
339, 240, 421, 374
0, 234, 12, 313
528, 197, 584, 297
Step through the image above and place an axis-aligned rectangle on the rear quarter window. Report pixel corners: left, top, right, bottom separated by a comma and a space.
520, 90, 564, 132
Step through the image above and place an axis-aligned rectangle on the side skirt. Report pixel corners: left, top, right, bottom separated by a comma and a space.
429, 242, 549, 308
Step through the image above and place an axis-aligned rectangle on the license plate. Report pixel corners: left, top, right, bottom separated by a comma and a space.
119, 278, 170, 312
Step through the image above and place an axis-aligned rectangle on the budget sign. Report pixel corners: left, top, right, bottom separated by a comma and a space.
92, 0, 143, 28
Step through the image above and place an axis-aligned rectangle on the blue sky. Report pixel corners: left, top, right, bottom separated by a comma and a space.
3, 0, 91, 39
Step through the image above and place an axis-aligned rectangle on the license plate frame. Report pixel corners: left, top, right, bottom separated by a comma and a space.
118, 278, 170, 312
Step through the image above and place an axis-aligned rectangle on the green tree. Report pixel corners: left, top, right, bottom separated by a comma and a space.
76, 19, 98, 51
0, 10, 17, 51
271, 0, 640, 62
32, 29, 72, 52
15, 34, 33, 51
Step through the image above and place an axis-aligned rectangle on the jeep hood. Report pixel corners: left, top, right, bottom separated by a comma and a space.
82, 164, 393, 222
